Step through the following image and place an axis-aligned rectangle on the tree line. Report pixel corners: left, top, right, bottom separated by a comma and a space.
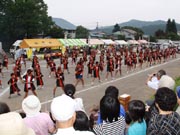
112, 19, 180, 42
0, 0, 65, 50
155, 19, 180, 41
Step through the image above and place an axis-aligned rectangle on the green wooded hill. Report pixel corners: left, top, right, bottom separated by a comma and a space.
98, 19, 180, 35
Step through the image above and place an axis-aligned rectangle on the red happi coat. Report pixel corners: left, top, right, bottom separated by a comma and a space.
23, 74, 36, 92
56, 72, 64, 87
93, 65, 100, 78
35, 71, 44, 86
8, 78, 20, 94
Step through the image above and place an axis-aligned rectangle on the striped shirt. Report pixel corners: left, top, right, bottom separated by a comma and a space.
93, 116, 125, 135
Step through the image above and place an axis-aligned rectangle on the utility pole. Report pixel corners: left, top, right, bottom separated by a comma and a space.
96, 22, 99, 31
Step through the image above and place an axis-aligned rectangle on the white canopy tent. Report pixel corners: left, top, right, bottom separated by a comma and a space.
101, 39, 116, 45
80, 39, 104, 46
127, 40, 139, 45
138, 40, 148, 44
115, 40, 128, 45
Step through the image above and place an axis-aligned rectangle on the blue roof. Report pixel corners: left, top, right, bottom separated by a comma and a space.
52, 18, 76, 30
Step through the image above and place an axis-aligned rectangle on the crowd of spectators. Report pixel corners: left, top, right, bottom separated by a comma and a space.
0, 69, 180, 135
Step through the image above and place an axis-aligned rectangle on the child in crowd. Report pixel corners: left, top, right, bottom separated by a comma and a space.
75, 61, 84, 87
49, 59, 56, 78
74, 111, 92, 131
0, 62, 4, 77
23, 69, 37, 98
3, 55, 8, 70
53, 66, 64, 97
126, 100, 147, 135
35, 69, 44, 90
0, 77, 3, 89
91, 61, 101, 85
8, 73, 21, 98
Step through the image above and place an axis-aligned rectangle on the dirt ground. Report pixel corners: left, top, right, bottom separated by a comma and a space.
0, 55, 180, 115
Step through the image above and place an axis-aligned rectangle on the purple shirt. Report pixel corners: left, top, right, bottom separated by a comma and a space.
23, 112, 55, 135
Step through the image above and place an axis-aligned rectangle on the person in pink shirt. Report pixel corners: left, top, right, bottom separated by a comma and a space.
22, 95, 56, 135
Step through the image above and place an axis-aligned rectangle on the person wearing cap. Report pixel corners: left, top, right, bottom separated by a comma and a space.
176, 86, 180, 115
0, 112, 35, 135
22, 95, 56, 135
23, 69, 37, 98
51, 94, 95, 135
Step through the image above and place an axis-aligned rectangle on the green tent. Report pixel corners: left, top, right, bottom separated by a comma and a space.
58, 39, 87, 47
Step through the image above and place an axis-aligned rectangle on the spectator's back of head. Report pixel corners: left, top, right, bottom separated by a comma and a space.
100, 95, 120, 123
0, 102, 10, 114
128, 100, 145, 123
158, 75, 175, 90
74, 111, 90, 131
0, 112, 35, 135
64, 84, 76, 98
105, 86, 119, 98
155, 87, 177, 111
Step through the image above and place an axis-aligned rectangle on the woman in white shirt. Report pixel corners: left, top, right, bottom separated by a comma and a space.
64, 84, 85, 112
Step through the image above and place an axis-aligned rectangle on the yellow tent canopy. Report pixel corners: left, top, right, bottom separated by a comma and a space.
20, 39, 63, 48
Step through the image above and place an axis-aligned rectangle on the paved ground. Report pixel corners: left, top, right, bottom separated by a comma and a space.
0, 55, 180, 115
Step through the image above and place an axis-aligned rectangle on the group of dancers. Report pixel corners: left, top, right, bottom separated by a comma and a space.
0, 45, 177, 99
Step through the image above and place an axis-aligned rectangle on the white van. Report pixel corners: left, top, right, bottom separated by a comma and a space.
10, 40, 22, 55
9, 40, 28, 59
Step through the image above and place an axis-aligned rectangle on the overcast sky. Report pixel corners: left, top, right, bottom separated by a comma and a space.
44, 0, 180, 29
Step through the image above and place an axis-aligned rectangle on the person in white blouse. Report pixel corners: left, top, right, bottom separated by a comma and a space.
146, 69, 166, 91
64, 84, 85, 112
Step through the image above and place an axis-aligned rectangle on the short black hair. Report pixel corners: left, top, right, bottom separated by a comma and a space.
74, 111, 90, 131
64, 84, 76, 98
155, 87, 177, 111
27, 69, 32, 74
128, 100, 145, 123
157, 69, 166, 78
0, 102, 10, 114
100, 95, 120, 123
105, 86, 119, 98
10, 73, 15, 76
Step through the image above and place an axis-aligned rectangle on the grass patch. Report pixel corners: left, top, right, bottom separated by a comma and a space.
174, 76, 180, 90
